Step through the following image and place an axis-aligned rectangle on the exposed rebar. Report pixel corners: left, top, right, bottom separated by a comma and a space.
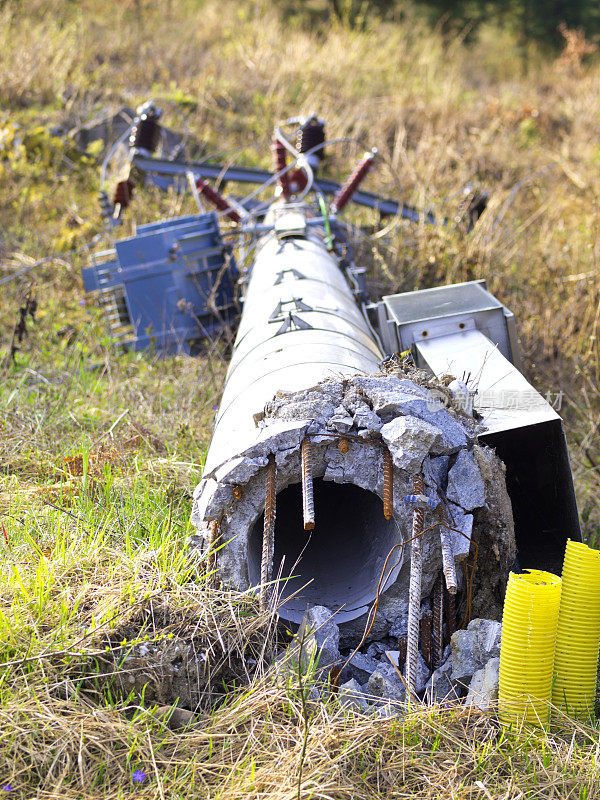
432, 573, 444, 670
438, 507, 458, 595
382, 447, 393, 521
259, 455, 277, 612
420, 606, 433, 669
445, 587, 457, 645
301, 437, 315, 531
406, 472, 425, 701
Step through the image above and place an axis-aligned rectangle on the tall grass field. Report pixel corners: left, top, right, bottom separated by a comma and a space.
1, 1, 600, 796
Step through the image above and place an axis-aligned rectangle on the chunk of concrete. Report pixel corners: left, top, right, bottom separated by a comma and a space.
469, 618, 502, 664
386, 650, 430, 694
353, 404, 382, 435
358, 379, 469, 451
446, 450, 486, 511
423, 455, 450, 492
345, 651, 380, 684
446, 503, 473, 563
366, 668, 405, 703
338, 678, 369, 712
466, 657, 500, 710
214, 455, 268, 485
450, 618, 502, 687
380, 416, 443, 472
450, 628, 477, 685
425, 658, 461, 704
366, 641, 389, 660
327, 412, 354, 434
298, 606, 340, 669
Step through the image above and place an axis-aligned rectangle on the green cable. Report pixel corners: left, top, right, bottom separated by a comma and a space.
317, 194, 333, 250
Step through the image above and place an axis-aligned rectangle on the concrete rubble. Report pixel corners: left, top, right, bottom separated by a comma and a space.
191, 372, 515, 631
275, 606, 505, 715
465, 657, 501, 711
191, 369, 516, 716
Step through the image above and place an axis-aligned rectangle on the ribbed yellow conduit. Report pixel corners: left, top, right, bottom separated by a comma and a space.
499, 570, 562, 726
552, 539, 600, 717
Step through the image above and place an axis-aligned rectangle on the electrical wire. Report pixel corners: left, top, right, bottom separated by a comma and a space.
100, 125, 134, 192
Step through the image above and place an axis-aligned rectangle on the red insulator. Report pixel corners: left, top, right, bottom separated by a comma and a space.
332, 149, 377, 213
112, 179, 135, 208
287, 167, 307, 195
272, 138, 291, 200
195, 176, 240, 223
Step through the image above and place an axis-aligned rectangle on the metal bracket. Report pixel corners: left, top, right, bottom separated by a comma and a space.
274, 268, 306, 285
269, 297, 313, 322
274, 313, 313, 335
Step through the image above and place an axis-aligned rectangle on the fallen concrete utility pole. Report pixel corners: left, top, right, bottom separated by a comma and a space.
84, 109, 581, 691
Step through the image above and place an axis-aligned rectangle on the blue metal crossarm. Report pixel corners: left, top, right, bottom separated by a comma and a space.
133, 154, 440, 225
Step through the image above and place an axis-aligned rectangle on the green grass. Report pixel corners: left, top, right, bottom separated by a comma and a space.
1, 0, 600, 796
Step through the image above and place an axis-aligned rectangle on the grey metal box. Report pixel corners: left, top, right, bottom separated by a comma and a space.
377, 280, 521, 369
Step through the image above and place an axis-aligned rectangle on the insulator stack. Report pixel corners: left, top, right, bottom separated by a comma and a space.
406, 472, 425, 700
332, 149, 377, 213
272, 138, 291, 199
129, 101, 162, 155
382, 447, 393, 520
301, 437, 315, 531
112, 179, 135, 209
259, 455, 277, 611
296, 117, 326, 167
287, 168, 308, 195
98, 190, 114, 220
195, 176, 241, 223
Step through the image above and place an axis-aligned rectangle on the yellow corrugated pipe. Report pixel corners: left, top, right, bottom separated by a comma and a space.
499, 569, 562, 726
552, 539, 600, 717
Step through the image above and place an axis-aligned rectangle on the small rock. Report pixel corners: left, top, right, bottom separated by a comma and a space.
469, 618, 502, 664
345, 651, 380, 684
446, 450, 486, 511
450, 618, 502, 686
366, 641, 388, 660
298, 606, 340, 669
380, 416, 443, 472
366, 668, 405, 703
450, 628, 477, 685
425, 658, 460, 703
466, 657, 500, 710
353, 404, 382, 435
375, 702, 404, 719
423, 455, 450, 492
446, 503, 473, 563
153, 705, 196, 730
386, 650, 430, 694
327, 413, 354, 434
338, 678, 369, 712
389, 611, 408, 639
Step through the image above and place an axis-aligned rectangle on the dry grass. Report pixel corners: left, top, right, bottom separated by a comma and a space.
1, 0, 600, 796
